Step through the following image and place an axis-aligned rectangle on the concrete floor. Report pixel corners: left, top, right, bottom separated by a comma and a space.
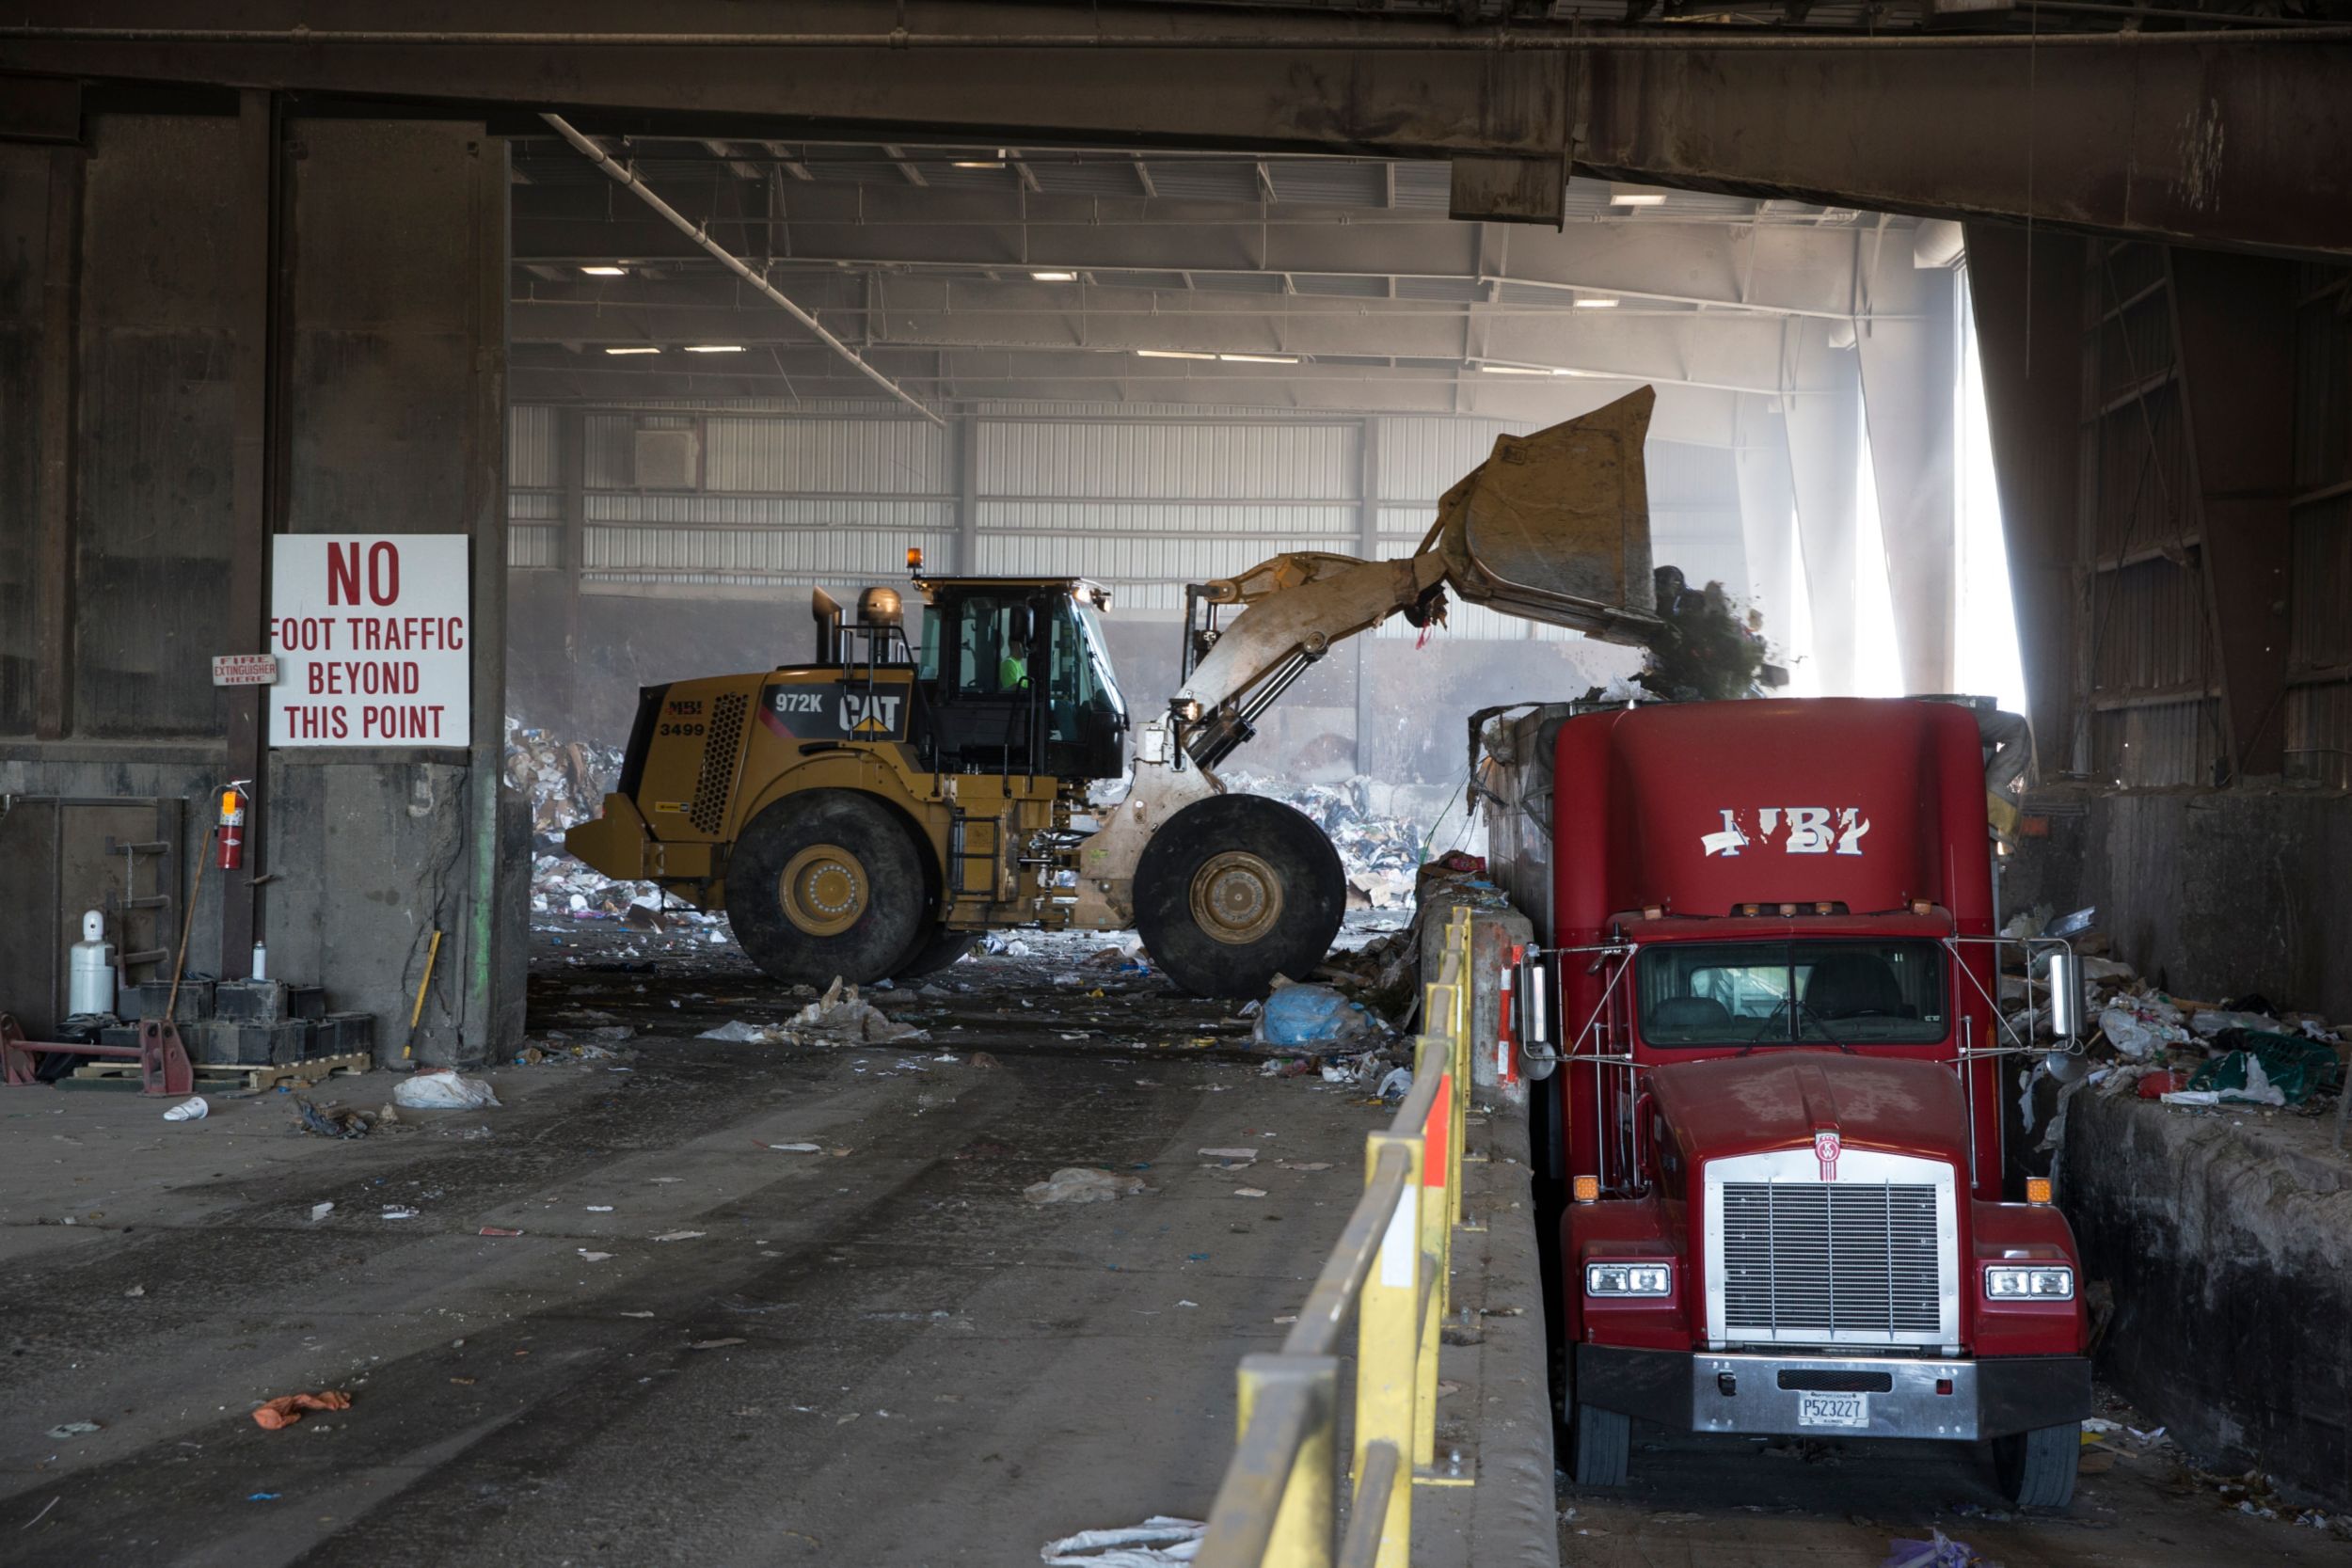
1557, 1409, 2352, 1564
0, 924, 1405, 1566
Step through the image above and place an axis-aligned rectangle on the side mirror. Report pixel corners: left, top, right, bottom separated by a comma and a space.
2046, 948, 2082, 1041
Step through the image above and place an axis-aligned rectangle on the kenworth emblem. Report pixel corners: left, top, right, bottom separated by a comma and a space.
1814, 1129, 1842, 1181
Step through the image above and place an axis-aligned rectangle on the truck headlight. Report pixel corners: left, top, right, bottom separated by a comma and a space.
1585, 1261, 1672, 1297
1983, 1264, 2074, 1300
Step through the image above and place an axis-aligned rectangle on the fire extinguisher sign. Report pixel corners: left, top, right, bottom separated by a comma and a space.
267, 535, 471, 748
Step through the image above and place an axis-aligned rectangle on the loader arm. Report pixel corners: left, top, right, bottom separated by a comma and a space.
1172, 386, 1663, 768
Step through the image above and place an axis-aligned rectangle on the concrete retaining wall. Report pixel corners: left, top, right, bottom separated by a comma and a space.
2059, 1090, 2352, 1507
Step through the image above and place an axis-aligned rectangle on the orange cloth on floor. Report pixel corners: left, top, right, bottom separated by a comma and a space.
251, 1390, 352, 1431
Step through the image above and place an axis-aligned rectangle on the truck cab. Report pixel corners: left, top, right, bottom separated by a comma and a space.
1519, 698, 2090, 1507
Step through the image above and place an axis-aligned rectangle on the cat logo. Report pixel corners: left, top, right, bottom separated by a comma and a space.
841, 692, 902, 736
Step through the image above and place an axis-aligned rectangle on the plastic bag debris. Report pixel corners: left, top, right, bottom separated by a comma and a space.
1881, 1531, 1992, 1568
1253, 984, 1375, 1049
1376, 1067, 1414, 1101
392, 1069, 502, 1110
1041, 1516, 1206, 1566
980, 932, 1033, 958
380, 1206, 419, 1221
309, 1202, 334, 1223
698, 1020, 782, 1043
46, 1420, 103, 1440
252, 1389, 351, 1431
161, 1097, 208, 1122
782, 978, 925, 1044
1023, 1167, 1150, 1205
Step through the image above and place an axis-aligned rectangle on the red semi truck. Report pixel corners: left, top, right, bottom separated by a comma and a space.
1487, 696, 2090, 1507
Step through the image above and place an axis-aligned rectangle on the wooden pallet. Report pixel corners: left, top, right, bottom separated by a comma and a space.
63, 1052, 373, 1093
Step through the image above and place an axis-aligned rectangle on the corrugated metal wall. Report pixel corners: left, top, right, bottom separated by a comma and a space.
505, 400, 1747, 633
2288, 264, 2352, 788
2074, 243, 2221, 787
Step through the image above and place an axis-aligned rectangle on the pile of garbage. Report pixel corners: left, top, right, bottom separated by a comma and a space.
1638, 566, 1772, 703
506, 717, 732, 940
2004, 906, 2345, 1144
697, 978, 926, 1048
1222, 772, 1433, 909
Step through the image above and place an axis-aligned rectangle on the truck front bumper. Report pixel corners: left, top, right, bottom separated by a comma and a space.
1575, 1345, 2091, 1442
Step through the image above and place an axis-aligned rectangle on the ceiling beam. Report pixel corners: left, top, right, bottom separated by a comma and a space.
511, 187, 1883, 318
0, 3, 2344, 253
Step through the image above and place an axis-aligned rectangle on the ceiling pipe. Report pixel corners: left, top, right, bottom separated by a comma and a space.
540, 112, 945, 426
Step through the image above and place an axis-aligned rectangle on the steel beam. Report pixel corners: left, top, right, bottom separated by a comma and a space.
1783, 321, 1863, 693
511, 185, 1879, 318
0, 5, 2343, 253
507, 281, 1797, 396
1855, 245, 1958, 694
2169, 245, 2296, 780
1964, 221, 2082, 774
507, 342, 1742, 445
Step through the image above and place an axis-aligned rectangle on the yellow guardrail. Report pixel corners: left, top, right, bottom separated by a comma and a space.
1198, 908, 1479, 1568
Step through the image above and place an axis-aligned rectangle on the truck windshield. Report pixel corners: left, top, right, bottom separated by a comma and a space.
1637, 940, 1948, 1047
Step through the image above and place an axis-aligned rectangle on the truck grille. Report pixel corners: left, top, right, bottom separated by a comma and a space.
1720, 1182, 1942, 1340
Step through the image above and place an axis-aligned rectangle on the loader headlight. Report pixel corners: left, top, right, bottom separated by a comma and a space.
1171, 698, 1202, 723
1584, 1261, 1672, 1297
1983, 1264, 2074, 1301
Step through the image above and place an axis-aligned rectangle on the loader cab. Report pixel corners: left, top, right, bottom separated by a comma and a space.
916, 578, 1127, 780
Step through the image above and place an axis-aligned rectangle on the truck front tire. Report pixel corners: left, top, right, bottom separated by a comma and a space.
1568, 1403, 1629, 1487
1994, 1419, 2079, 1509
1134, 793, 1346, 998
724, 790, 929, 988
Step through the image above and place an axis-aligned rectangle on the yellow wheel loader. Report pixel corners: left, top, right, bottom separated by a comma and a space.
564, 388, 1662, 996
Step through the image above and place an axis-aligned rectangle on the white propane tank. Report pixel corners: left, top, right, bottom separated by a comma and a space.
69, 909, 117, 1018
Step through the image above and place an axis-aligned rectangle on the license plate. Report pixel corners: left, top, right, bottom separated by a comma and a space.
1797, 1391, 1869, 1429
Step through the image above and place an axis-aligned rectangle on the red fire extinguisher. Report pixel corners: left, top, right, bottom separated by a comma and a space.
216, 781, 251, 872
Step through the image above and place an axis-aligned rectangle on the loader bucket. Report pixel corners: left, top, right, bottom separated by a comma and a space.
1426, 386, 1661, 643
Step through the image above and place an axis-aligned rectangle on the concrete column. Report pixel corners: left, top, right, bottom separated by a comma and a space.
1731, 393, 1802, 667
1784, 321, 1864, 694
1964, 223, 2084, 775
1857, 253, 1959, 694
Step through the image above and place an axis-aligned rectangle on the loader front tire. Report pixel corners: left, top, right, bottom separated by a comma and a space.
725, 791, 929, 988
1134, 794, 1345, 998
894, 927, 979, 979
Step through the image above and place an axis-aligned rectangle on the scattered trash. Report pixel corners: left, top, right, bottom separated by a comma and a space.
1881, 1532, 1991, 1568
296, 1099, 374, 1139
689, 1338, 747, 1350
478, 1227, 523, 1237
1253, 984, 1376, 1049
585, 1205, 613, 1212
652, 1230, 707, 1243
698, 1020, 779, 1043
251, 1389, 352, 1431
1040, 1515, 1208, 1567
979, 933, 1033, 958
380, 1206, 419, 1221
1376, 1067, 1413, 1101
789, 977, 926, 1043
123, 1285, 144, 1299
1023, 1167, 1151, 1205
1233, 1188, 1268, 1199
392, 1069, 502, 1111
309, 1202, 334, 1223
247, 1494, 279, 1503
1198, 1147, 1259, 1164
161, 1097, 208, 1122
44, 1422, 102, 1441
578, 1250, 614, 1262
767, 1142, 824, 1153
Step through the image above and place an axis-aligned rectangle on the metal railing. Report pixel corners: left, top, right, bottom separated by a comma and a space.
1197, 908, 1478, 1568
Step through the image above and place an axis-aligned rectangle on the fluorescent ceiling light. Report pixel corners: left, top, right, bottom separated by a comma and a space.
1573, 296, 1620, 309
1031, 270, 1077, 282
580, 264, 628, 277
951, 160, 1004, 169
1136, 349, 1216, 360
1608, 183, 1668, 208
1477, 364, 1565, 376
1217, 353, 1298, 365
603, 345, 661, 356
682, 344, 745, 354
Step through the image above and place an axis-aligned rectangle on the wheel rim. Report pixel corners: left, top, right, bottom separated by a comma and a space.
779, 842, 868, 937
1189, 849, 1284, 946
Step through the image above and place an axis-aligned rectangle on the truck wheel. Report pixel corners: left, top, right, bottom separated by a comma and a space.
1134, 794, 1345, 998
894, 928, 978, 979
1993, 1420, 2079, 1509
724, 791, 929, 988
1569, 1403, 1629, 1487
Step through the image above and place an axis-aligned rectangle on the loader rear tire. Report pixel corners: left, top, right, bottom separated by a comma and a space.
894, 927, 978, 979
1134, 794, 1345, 999
725, 790, 929, 988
